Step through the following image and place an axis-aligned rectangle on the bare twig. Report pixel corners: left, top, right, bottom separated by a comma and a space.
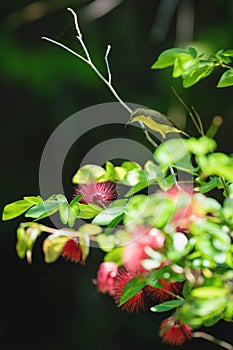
192, 331, 233, 350
42, 7, 132, 115
171, 86, 204, 136
105, 45, 112, 83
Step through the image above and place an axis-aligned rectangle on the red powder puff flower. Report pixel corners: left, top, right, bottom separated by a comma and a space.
61, 239, 84, 263
122, 227, 165, 271
74, 181, 117, 206
146, 279, 183, 302
94, 262, 118, 295
113, 266, 150, 313
159, 317, 192, 345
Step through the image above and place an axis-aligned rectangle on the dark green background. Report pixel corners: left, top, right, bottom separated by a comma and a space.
1, 1, 233, 349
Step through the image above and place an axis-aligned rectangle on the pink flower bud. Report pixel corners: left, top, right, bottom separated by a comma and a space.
95, 262, 118, 295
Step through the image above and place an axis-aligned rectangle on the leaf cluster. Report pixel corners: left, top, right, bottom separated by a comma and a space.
151, 47, 233, 88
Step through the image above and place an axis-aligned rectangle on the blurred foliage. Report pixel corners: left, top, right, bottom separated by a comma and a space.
1, 1, 233, 350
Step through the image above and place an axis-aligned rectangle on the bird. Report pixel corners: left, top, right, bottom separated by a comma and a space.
129, 108, 189, 139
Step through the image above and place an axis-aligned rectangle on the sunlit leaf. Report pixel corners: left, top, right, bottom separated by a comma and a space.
172, 54, 197, 78
23, 196, 42, 205
191, 287, 228, 299
182, 62, 214, 87
217, 68, 233, 87
77, 203, 102, 219
198, 152, 233, 181
79, 233, 90, 260
25, 199, 61, 219
92, 206, 124, 225
78, 224, 102, 236
72, 164, 106, 184
2, 199, 35, 220
59, 202, 69, 225
96, 234, 116, 252
151, 300, 184, 312
151, 48, 188, 69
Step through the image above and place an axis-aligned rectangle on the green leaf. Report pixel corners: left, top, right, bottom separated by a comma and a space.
79, 233, 90, 260
150, 299, 184, 312
72, 164, 106, 184
144, 160, 163, 180
198, 153, 233, 181
120, 276, 146, 306
16, 225, 42, 263
194, 193, 221, 213
77, 203, 102, 219
123, 194, 148, 226
151, 48, 188, 69
172, 54, 197, 78
182, 281, 192, 298
188, 46, 198, 58
104, 247, 123, 265
16, 227, 28, 259
25, 199, 61, 219
204, 315, 222, 327
2, 195, 43, 221
2, 199, 35, 220
196, 176, 222, 194
186, 136, 217, 155
59, 202, 69, 224
222, 49, 233, 57
23, 196, 42, 205
215, 50, 231, 65
191, 287, 228, 299
96, 234, 116, 252
179, 296, 227, 327
43, 233, 69, 263
152, 197, 176, 229
114, 166, 127, 181
122, 169, 147, 186
217, 68, 233, 87
97, 161, 116, 181
121, 161, 141, 171
182, 62, 214, 88
92, 206, 125, 225
78, 223, 102, 236
67, 207, 77, 227
223, 299, 233, 321
154, 138, 191, 168
108, 199, 128, 208
70, 194, 82, 207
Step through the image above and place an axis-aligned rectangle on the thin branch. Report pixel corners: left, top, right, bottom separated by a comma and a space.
105, 44, 112, 83
24, 222, 98, 241
67, 7, 82, 37
171, 86, 203, 135
192, 331, 233, 350
42, 7, 132, 115
41, 36, 89, 63
191, 105, 204, 136
67, 7, 91, 61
